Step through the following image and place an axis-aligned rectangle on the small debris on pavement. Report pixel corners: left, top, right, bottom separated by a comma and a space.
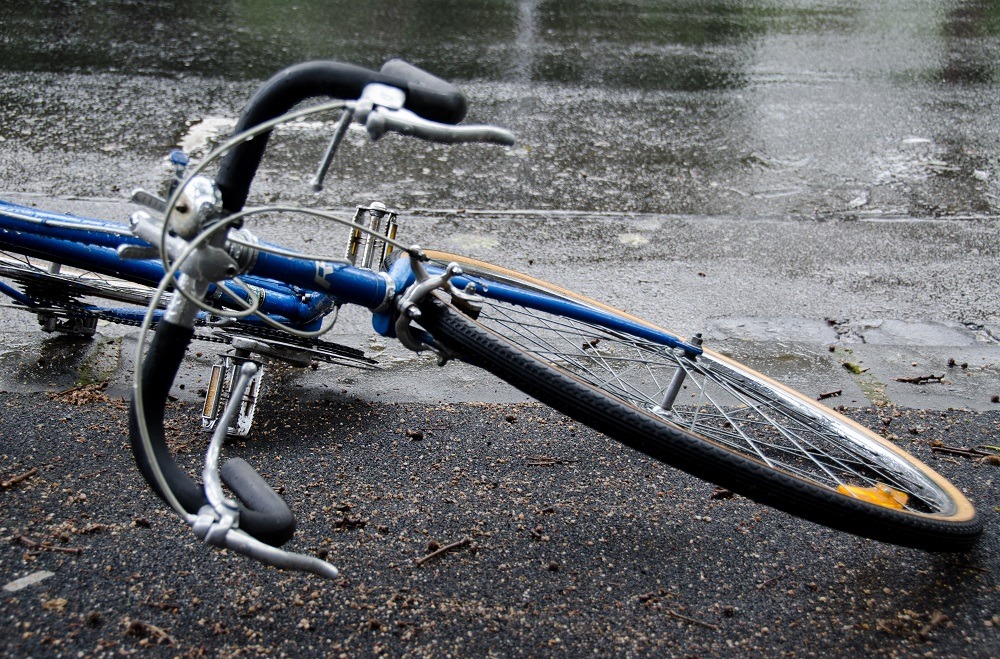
842, 361, 868, 375
0, 467, 39, 490
414, 538, 472, 566
895, 374, 945, 384
666, 609, 719, 631
710, 487, 735, 500
123, 618, 175, 647
930, 444, 996, 460
3, 570, 55, 593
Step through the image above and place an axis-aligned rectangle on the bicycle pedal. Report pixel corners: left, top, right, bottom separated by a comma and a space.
345, 202, 398, 270
201, 354, 264, 438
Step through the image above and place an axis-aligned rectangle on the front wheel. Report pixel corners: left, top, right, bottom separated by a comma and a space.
415, 254, 981, 552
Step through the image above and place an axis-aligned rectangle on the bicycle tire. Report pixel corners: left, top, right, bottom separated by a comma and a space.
416, 254, 981, 551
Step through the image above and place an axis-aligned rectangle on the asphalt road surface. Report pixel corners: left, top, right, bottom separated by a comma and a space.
1, 391, 998, 657
1, 1, 999, 657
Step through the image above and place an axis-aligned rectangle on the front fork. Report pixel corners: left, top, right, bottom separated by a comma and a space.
372, 249, 482, 365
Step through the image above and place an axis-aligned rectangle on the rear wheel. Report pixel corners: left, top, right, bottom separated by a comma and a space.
417, 254, 981, 551
0, 252, 161, 335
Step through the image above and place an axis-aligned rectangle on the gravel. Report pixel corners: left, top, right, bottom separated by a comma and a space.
1, 389, 998, 657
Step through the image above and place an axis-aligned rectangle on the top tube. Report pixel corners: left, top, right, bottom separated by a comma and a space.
0, 199, 138, 248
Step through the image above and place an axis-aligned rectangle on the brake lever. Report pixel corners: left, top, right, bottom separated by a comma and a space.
365, 106, 516, 146
309, 107, 354, 193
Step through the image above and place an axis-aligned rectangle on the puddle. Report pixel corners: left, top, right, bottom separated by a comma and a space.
178, 116, 236, 157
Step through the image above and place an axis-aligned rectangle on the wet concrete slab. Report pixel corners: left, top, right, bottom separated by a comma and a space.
853, 318, 982, 347
833, 343, 1000, 412
1, 194, 997, 412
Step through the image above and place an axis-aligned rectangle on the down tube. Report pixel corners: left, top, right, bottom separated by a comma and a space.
250, 250, 389, 310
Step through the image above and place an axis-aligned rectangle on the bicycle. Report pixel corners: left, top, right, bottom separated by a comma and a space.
0, 59, 982, 579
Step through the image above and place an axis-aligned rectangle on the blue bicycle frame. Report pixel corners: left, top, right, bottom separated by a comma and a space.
0, 198, 358, 330
0, 197, 700, 355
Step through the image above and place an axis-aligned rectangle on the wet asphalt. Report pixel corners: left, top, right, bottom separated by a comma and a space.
2, 1, 1000, 656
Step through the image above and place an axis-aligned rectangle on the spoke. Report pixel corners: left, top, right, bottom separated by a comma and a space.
704, 366, 926, 495
465, 289, 951, 514
483, 306, 669, 406
701, 370, 847, 485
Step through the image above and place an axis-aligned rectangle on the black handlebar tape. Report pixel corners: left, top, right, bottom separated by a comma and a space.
386, 60, 468, 124
215, 60, 468, 212
379, 59, 466, 106
128, 321, 207, 514
221, 458, 296, 547
128, 320, 296, 547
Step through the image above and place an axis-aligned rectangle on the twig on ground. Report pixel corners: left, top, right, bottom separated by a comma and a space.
1, 467, 38, 489
144, 596, 180, 613
930, 445, 993, 459
667, 609, 719, 631
525, 456, 579, 467
895, 374, 945, 384
755, 573, 787, 590
12, 535, 83, 555
414, 538, 471, 566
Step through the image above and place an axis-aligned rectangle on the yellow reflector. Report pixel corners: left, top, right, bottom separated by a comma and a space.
837, 483, 909, 510
202, 364, 224, 419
